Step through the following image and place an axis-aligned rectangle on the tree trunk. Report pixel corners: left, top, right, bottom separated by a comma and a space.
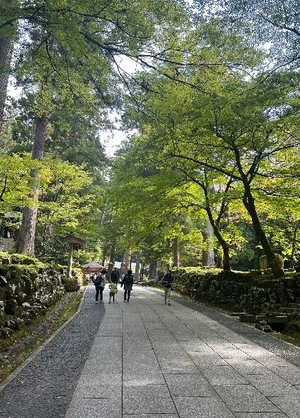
31, 116, 48, 160
0, 0, 20, 131
215, 247, 223, 268
16, 205, 38, 256
135, 252, 141, 282
243, 186, 284, 278
121, 249, 131, 276
200, 181, 230, 271
205, 207, 231, 271
66, 244, 73, 278
16, 115, 48, 255
0, 40, 13, 131
107, 245, 116, 280
202, 220, 215, 267
290, 226, 298, 270
148, 259, 157, 280
172, 237, 180, 268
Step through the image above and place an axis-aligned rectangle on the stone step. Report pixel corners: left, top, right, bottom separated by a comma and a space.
231, 312, 247, 317
239, 314, 256, 322
280, 307, 299, 313
239, 313, 289, 325
287, 303, 300, 309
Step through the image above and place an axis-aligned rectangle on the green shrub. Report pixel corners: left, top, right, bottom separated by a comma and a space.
63, 277, 80, 292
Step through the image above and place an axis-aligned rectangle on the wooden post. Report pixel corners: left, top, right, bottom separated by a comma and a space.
67, 243, 74, 278
62, 233, 86, 278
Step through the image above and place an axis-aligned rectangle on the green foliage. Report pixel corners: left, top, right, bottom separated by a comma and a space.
0, 251, 41, 266
193, 0, 300, 71
0, 150, 103, 261
36, 157, 102, 258
116, 20, 300, 275
62, 277, 80, 292
0, 153, 39, 213
2, 0, 300, 274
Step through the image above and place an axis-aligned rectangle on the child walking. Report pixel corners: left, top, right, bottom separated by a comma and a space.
109, 283, 118, 303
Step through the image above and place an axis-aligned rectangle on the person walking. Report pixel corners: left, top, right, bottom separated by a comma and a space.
121, 269, 133, 302
94, 269, 106, 302
110, 267, 120, 285
162, 269, 173, 305
108, 283, 118, 303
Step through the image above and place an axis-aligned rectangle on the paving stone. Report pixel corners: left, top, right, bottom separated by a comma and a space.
124, 371, 165, 386
234, 414, 289, 418
164, 373, 212, 397
74, 373, 122, 398
226, 357, 267, 375
173, 396, 234, 418
123, 415, 178, 418
214, 384, 281, 413
272, 367, 300, 386
65, 398, 121, 418
270, 393, 300, 416
200, 364, 249, 385
123, 385, 176, 415
189, 350, 230, 367
154, 352, 199, 374
245, 371, 300, 396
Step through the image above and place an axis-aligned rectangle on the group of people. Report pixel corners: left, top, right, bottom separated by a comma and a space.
93, 268, 134, 303
92, 267, 173, 305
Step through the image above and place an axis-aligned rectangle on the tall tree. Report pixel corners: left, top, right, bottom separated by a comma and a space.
191, 0, 300, 70
0, 0, 19, 131
2, 0, 188, 255
16, 114, 48, 255
35, 156, 95, 258
121, 22, 300, 277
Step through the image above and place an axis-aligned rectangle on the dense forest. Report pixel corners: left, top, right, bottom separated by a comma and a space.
0, 0, 300, 279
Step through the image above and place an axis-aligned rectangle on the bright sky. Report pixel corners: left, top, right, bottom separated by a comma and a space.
101, 56, 138, 156
101, 128, 127, 157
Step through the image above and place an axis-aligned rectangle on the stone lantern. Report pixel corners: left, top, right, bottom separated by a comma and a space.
62, 233, 86, 278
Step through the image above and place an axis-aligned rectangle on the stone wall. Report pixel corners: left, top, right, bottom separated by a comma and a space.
172, 269, 300, 313
0, 254, 67, 338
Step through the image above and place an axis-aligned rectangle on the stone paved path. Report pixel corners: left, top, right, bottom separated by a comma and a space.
0, 285, 103, 418
65, 285, 300, 418
1, 284, 300, 417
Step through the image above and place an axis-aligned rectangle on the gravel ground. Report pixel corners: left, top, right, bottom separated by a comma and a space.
1, 286, 300, 418
0, 285, 103, 418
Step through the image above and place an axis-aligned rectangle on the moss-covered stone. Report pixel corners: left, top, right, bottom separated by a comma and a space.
171, 268, 300, 314
0, 256, 71, 338
62, 277, 80, 292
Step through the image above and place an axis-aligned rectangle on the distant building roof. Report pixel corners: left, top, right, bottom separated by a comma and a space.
82, 260, 103, 273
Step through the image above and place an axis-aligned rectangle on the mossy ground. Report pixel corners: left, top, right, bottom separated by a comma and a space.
271, 331, 300, 348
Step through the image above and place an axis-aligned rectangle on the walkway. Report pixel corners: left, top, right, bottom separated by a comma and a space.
1, 284, 300, 417
66, 285, 300, 418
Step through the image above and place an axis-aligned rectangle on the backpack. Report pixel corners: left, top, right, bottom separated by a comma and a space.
94, 275, 102, 286
124, 274, 133, 285
111, 270, 119, 283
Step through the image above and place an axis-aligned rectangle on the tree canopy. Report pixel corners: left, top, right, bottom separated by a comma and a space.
1, 1, 300, 278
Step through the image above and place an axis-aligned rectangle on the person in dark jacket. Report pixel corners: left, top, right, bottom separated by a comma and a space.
162, 269, 173, 305
110, 267, 120, 285
121, 269, 133, 302
94, 269, 106, 302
